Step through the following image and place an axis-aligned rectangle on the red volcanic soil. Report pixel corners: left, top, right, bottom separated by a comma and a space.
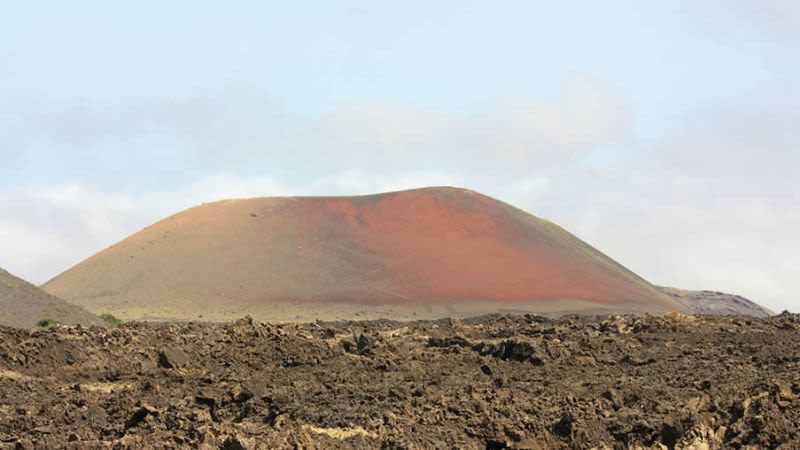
43, 187, 683, 320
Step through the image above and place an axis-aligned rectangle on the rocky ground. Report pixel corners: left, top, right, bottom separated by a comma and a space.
1, 313, 799, 449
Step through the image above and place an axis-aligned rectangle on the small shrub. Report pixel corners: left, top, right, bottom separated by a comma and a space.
99, 313, 122, 325
37, 318, 60, 328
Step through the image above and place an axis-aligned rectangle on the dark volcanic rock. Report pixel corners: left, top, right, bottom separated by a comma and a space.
0, 313, 799, 448
158, 347, 189, 369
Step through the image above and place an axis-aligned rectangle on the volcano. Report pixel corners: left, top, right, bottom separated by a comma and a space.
1, 268, 99, 328
43, 187, 684, 321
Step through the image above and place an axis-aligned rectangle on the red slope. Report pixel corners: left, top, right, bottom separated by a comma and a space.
43, 187, 682, 318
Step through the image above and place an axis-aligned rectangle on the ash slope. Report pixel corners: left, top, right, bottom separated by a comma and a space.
0, 268, 99, 328
43, 187, 684, 320
659, 286, 774, 318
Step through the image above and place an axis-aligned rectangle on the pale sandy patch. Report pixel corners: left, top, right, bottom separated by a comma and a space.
303, 424, 377, 440
79, 381, 134, 393
0, 368, 38, 382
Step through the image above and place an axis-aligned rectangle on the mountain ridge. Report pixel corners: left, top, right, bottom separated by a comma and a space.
658, 286, 773, 318
0, 268, 100, 328
43, 186, 686, 321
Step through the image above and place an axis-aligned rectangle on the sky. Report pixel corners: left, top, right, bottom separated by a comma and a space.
1, 1, 798, 312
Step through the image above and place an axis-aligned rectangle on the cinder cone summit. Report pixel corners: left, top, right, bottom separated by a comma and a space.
43, 187, 686, 321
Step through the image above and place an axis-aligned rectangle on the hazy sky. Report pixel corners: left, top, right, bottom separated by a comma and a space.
1, 1, 798, 312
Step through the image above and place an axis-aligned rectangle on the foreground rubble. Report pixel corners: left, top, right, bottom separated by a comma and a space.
1, 313, 799, 449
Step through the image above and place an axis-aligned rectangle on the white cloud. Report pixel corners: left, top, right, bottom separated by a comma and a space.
529, 172, 800, 314
709, 0, 800, 39
497, 90, 800, 313
0, 183, 146, 283
315, 77, 629, 173
477, 77, 628, 158
1, 77, 629, 185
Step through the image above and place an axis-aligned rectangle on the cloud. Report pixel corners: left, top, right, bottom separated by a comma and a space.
0, 183, 145, 283
496, 83, 800, 314
521, 167, 800, 314
680, 0, 800, 50
475, 77, 628, 158
1, 77, 629, 187
318, 77, 628, 170
715, 0, 800, 39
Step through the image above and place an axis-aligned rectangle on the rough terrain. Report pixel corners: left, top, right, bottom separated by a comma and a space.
43, 187, 685, 320
1, 313, 799, 449
0, 268, 99, 328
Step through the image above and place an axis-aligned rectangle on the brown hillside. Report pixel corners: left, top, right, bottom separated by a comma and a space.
43, 187, 685, 321
0, 268, 99, 328
658, 286, 773, 318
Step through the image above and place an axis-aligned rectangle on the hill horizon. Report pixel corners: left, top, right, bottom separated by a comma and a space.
42, 186, 688, 321
0, 268, 99, 328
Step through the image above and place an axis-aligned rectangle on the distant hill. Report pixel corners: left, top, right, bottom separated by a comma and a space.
43, 187, 686, 321
0, 268, 100, 328
658, 286, 773, 318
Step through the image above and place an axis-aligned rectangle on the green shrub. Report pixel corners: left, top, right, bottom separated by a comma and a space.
37, 318, 60, 328
99, 313, 122, 325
